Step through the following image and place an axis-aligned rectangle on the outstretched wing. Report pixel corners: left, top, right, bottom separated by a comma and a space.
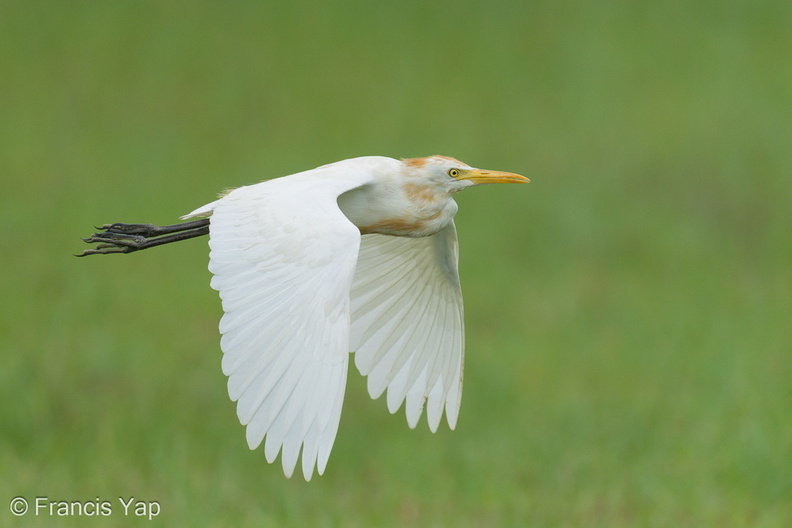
186, 167, 376, 480
350, 222, 465, 432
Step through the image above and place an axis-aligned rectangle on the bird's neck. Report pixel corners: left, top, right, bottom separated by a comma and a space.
337, 181, 457, 238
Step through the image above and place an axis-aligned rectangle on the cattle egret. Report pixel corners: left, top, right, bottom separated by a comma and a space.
78, 155, 529, 480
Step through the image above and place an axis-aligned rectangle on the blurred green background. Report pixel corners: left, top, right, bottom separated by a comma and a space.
2, 0, 790, 526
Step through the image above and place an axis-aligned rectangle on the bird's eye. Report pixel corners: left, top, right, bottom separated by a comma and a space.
448, 168, 461, 178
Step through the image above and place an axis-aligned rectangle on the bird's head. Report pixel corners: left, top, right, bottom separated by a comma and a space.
402, 155, 529, 194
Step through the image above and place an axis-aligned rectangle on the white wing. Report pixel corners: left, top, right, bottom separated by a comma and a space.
350, 222, 465, 432
188, 166, 376, 480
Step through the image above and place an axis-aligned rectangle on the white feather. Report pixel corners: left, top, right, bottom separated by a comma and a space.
190, 159, 382, 480
173, 155, 503, 480
350, 224, 465, 432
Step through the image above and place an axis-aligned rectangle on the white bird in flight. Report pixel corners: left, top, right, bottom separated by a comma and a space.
79, 155, 529, 480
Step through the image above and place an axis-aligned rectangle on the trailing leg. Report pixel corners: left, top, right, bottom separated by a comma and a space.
76, 219, 210, 256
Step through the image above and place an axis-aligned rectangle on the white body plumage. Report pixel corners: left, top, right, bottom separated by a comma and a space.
180, 155, 528, 480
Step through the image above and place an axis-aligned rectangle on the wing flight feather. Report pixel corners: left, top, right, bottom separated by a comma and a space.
350, 223, 465, 432
193, 167, 375, 480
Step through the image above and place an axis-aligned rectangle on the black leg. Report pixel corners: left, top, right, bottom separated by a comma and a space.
76, 219, 210, 256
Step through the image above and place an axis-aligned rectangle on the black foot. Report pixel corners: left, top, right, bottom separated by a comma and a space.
76, 219, 210, 256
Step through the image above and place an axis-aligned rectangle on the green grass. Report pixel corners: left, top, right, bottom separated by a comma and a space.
2, 0, 791, 526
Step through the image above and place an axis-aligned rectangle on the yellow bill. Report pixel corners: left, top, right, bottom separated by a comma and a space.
457, 168, 530, 185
